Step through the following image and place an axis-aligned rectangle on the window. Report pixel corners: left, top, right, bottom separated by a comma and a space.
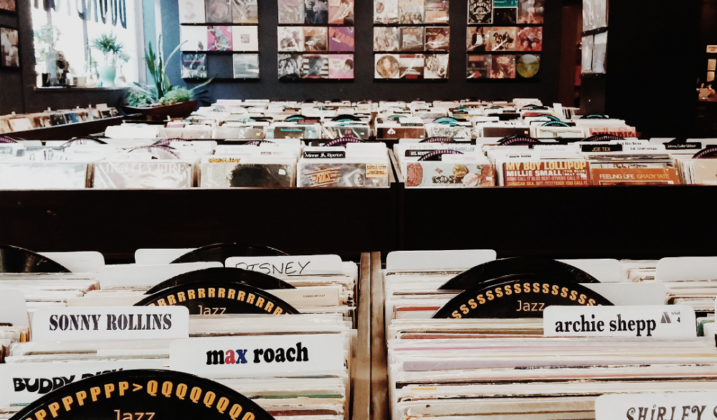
31, 0, 142, 87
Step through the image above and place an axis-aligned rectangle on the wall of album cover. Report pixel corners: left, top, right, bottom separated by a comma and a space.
157, 0, 561, 101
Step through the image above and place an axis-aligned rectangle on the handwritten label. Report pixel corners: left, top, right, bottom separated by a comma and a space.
543, 305, 696, 338
596, 393, 717, 420
225, 255, 343, 276
169, 334, 345, 378
31, 307, 190, 342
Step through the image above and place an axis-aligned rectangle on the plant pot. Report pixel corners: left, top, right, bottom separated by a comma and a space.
98, 64, 116, 87
122, 100, 198, 120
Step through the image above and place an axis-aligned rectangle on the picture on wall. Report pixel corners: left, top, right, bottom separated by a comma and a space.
305, 0, 329, 24
179, 0, 206, 23
233, 0, 258, 23
205, 0, 232, 22
233, 53, 260, 78
208, 26, 232, 51
398, 0, 424, 24
329, 27, 355, 52
278, 27, 304, 52
491, 54, 515, 78
181, 53, 208, 78
375, 54, 401, 78
375, 54, 424, 79
374, 0, 399, 24
467, 26, 490, 52
493, 7, 517, 25
0, 27, 18, 68
278, 54, 304, 79
304, 27, 328, 52
329, 0, 355, 25
466, 54, 491, 79
424, 53, 448, 79
517, 26, 542, 51
0, 0, 16, 12
303, 54, 329, 78
425, 0, 449, 23
278, 0, 304, 23
374, 27, 400, 51
400, 27, 424, 52
180, 26, 208, 51
425, 27, 449, 51
328, 54, 354, 79
468, 0, 492, 24
232, 26, 259, 51
491, 27, 517, 51
517, 53, 540, 78
518, 0, 544, 24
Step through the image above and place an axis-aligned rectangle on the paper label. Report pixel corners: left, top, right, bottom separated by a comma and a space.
169, 334, 345, 378
543, 305, 696, 338
0, 289, 29, 327
31, 307, 190, 342
0, 361, 165, 407
708, 45, 717, 53
596, 392, 717, 420
225, 255, 343, 275
366, 163, 389, 178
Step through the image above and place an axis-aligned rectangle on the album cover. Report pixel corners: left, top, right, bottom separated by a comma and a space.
424, 27, 449, 52
466, 54, 491, 79
468, 0, 492, 24
375, 54, 401, 78
491, 54, 516, 78
93, 162, 193, 189
49, 113, 67, 125
305, 0, 329, 24
466, 27, 490, 52
178, 0, 205, 23
494, 0, 517, 6
424, 54, 449, 79
405, 162, 494, 187
399, 54, 424, 79
400, 27, 424, 52
503, 161, 590, 186
583, 0, 607, 31
202, 162, 295, 188
303, 54, 329, 78
233, 53, 260, 78
304, 27, 328, 52
232, 26, 259, 51
278, 54, 304, 79
208, 26, 232, 51
518, 0, 544, 23
425, 0, 449, 23
591, 168, 680, 186
374, 0, 398, 24
374, 27, 400, 52
491, 27, 517, 51
517, 54, 540, 78
233, 0, 258, 23
181, 54, 208, 78
278, 0, 304, 22
299, 163, 390, 187
592, 31, 607, 74
329, 54, 354, 79
329, 0, 354, 24
689, 161, 717, 185
8, 118, 32, 131
517, 26, 542, 51
329, 27, 355, 52
206, 0, 232, 22
1, 28, 19, 68
0, 163, 88, 189
180, 26, 208, 51
278, 27, 304, 52
398, 0, 424, 24
581, 35, 594, 72
493, 7, 517, 24
0, 0, 15, 12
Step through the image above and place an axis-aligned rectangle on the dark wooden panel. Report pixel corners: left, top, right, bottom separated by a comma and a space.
9, 115, 133, 141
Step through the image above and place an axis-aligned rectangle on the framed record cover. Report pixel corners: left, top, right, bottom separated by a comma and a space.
424, 0, 449, 23
468, 0, 492, 24
398, 0, 424, 24
467, 54, 491, 79
233, 53, 260, 78
278, 0, 304, 23
400, 27, 424, 52
329, 0, 354, 24
425, 27, 450, 52
467, 27, 490, 52
374, 0, 398, 24
329, 54, 354, 79
518, 0, 544, 24
375, 54, 401, 79
232, 26, 259, 51
305, 0, 329, 24
278, 27, 304, 52
329, 27, 355, 52
424, 54, 448, 79
517, 54, 540, 78
233, 0, 258, 23
207, 26, 232, 51
491, 27, 517, 51
181, 53, 208, 78
205, 0, 232, 23
517, 27, 542, 52
304, 27, 328, 52
491, 54, 516, 78
278, 54, 304, 79
303, 54, 329, 78
179, 0, 205, 23
0, 27, 18, 68
374, 27, 400, 51
0, 0, 15, 13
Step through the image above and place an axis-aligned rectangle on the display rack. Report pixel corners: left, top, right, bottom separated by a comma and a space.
8, 114, 137, 141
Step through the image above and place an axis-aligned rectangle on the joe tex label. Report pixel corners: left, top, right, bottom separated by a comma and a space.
366, 163, 388, 178
503, 161, 590, 186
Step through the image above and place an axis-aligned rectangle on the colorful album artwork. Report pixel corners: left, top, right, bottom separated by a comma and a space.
491, 54, 516, 78
329, 27, 355, 52
329, 0, 355, 24
467, 27, 490, 52
517, 54, 540, 78
468, 0, 492, 24
466, 54, 491, 79
517, 27, 542, 51
374, 27, 400, 51
329, 54, 355, 79
424, 54, 449, 79
207, 26, 232, 51
425, 27, 449, 52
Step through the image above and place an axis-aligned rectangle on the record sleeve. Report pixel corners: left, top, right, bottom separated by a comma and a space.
688, 160, 717, 185
398, 0, 424, 23
201, 161, 295, 188
503, 160, 590, 186
233, 53, 260, 78
466, 54, 491, 78
590, 168, 681, 186
375, 54, 401, 79
206, 0, 232, 22
490, 54, 516, 78
178, 0, 205, 23
517, 54, 540, 78
468, 0, 492, 23
400, 27, 424, 52
517, 27, 542, 51
424, 54, 449, 79
493, 7, 517, 24
279, 0, 305, 23
581, 35, 594, 73
467, 27, 490, 52
491, 27, 517, 51
425, 27, 450, 51
233, 0, 258, 23
304, 27, 329, 52
328, 0, 354, 24
374, 27, 400, 52
425, 0, 449, 23
329, 54, 354, 79
374, 0, 398, 24
181, 53, 208, 78
208, 25, 232, 51
399, 54, 425, 79
278, 26, 304, 52
299, 162, 390, 187
93, 162, 193, 189
303, 54, 329, 79
405, 162, 495, 187
305, 0, 329, 24
518, 0, 544, 23
329, 27, 355, 52
180, 26, 208, 51
592, 32, 607, 74
232, 26, 259, 51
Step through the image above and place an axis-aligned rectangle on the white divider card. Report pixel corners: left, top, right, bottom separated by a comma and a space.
225, 255, 343, 276
596, 392, 717, 420
134, 248, 195, 265
0, 360, 165, 407
99, 262, 223, 289
558, 259, 621, 283
386, 250, 497, 272
583, 283, 667, 306
39, 252, 105, 273
170, 334, 345, 378
31, 307, 190, 342
543, 306, 696, 338
657, 257, 717, 282
0, 289, 29, 327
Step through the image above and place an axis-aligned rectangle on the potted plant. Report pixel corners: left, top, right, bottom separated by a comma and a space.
123, 36, 212, 119
90, 32, 124, 87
